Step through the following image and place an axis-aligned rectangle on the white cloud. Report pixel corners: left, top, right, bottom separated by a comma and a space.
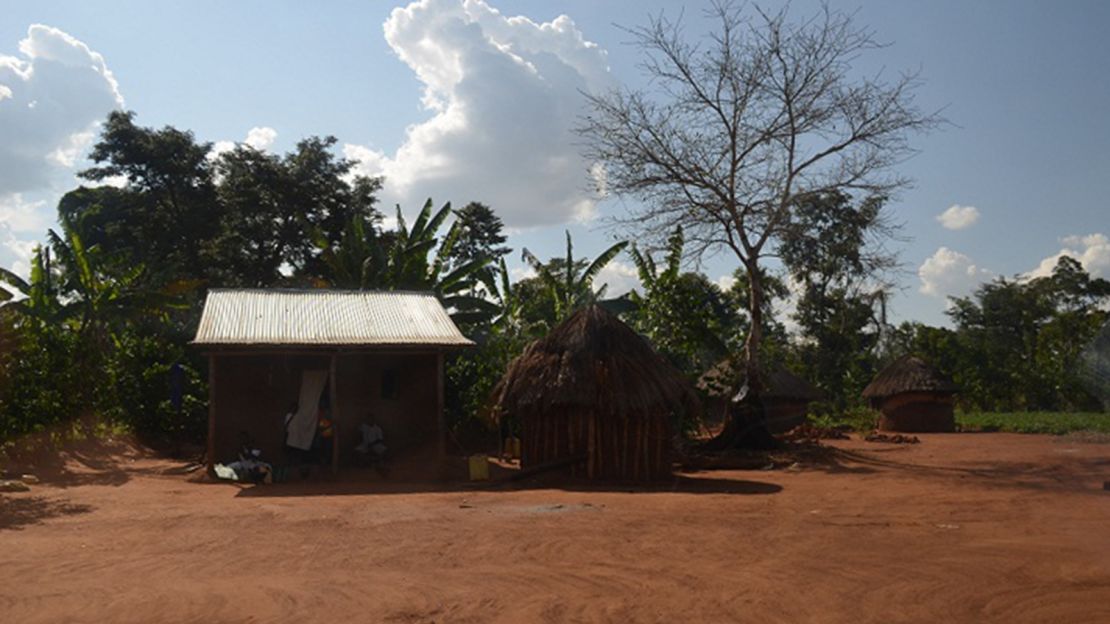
0, 25, 123, 197
509, 266, 536, 282
1026, 233, 1110, 280
936, 204, 980, 230
0, 193, 50, 233
593, 259, 639, 296
344, 0, 613, 228
918, 247, 993, 298
209, 126, 279, 160
244, 126, 277, 151
1, 222, 38, 280
714, 274, 737, 292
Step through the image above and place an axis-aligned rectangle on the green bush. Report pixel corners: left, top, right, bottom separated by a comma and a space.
956, 411, 1110, 434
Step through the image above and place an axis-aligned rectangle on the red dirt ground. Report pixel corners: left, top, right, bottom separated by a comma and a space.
2, 433, 1108, 623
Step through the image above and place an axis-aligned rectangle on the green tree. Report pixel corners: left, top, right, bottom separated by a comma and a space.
64, 111, 383, 289
779, 192, 894, 409
445, 201, 511, 270
627, 227, 741, 376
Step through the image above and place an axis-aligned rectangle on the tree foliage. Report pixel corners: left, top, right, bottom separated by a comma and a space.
889, 257, 1110, 412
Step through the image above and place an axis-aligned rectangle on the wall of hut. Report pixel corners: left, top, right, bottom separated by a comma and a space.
210, 352, 438, 465
519, 409, 672, 481
873, 391, 955, 433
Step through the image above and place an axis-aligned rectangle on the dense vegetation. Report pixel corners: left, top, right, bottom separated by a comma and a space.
2, 3, 1108, 448
1, 109, 1108, 447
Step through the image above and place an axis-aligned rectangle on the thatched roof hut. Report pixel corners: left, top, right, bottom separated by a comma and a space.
697, 359, 823, 433
491, 305, 698, 480
698, 360, 823, 402
863, 355, 957, 432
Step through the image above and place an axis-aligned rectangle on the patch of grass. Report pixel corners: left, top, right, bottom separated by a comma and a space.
956, 411, 1110, 435
807, 406, 879, 433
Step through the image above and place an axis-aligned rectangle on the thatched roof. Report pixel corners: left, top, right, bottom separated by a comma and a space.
697, 359, 823, 402
862, 355, 957, 399
491, 305, 698, 417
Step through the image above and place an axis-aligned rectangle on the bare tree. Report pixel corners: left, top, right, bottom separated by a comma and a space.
579, 2, 941, 447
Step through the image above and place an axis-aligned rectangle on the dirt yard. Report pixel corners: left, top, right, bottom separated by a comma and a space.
2, 433, 1108, 623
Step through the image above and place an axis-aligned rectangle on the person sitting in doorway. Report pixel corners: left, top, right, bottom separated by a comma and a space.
355, 417, 388, 475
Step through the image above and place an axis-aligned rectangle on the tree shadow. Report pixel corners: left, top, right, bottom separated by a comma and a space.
678, 442, 882, 476
2, 436, 166, 489
0, 496, 94, 531
817, 445, 1109, 494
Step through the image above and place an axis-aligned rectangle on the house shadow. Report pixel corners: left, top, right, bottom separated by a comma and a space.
0, 496, 94, 531
231, 465, 783, 498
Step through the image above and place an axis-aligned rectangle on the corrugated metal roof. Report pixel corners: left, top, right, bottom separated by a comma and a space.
192, 289, 474, 348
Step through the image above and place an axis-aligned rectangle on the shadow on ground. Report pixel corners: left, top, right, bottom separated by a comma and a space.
231, 470, 783, 498
2, 435, 169, 489
0, 495, 94, 531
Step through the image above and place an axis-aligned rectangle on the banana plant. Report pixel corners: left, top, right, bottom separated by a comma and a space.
44, 225, 180, 344
629, 225, 685, 295
314, 217, 387, 289
521, 231, 628, 322
0, 245, 65, 325
315, 199, 497, 323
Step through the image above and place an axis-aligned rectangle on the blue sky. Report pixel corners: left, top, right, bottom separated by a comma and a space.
1, 0, 1107, 327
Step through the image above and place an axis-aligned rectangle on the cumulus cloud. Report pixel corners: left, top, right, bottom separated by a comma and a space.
210, 126, 280, 159
1, 223, 37, 279
0, 24, 122, 198
936, 204, 980, 230
918, 247, 993, 298
593, 259, 639, 296
1026, 233, 1110, 280
244, 126, 278, 151
344, 0, 612, 228
714, 274, 737, 292
509, 266, 536, 282
0, 193, 50, 233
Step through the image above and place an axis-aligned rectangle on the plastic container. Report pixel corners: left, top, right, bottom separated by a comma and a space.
468, 454, 490, 481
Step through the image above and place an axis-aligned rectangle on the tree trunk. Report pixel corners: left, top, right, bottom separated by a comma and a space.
703, 257, 777, 451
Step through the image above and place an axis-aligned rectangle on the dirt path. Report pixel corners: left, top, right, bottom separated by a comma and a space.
2, 433, 1108, 623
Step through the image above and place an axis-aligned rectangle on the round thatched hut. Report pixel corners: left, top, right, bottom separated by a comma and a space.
698, 360, 824, 433
490, 305, 698, 481
863, 355, 958, 432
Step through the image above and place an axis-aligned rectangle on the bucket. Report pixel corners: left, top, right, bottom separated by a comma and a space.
468, 454, 490, 481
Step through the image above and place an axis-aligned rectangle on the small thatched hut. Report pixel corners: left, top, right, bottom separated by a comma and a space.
491, 305, 698, 481
863, 355, 958, 432
698, 360, 824, 433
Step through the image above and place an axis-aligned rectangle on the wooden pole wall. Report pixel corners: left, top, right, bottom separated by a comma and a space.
436, 352, 445, 459
330, 354, 339, 475
206, 355, 217, 475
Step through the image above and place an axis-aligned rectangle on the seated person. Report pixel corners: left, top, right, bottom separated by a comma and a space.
355, 421, 386, 457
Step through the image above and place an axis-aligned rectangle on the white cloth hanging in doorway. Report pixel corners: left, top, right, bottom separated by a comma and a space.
286, 369, 328, 451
